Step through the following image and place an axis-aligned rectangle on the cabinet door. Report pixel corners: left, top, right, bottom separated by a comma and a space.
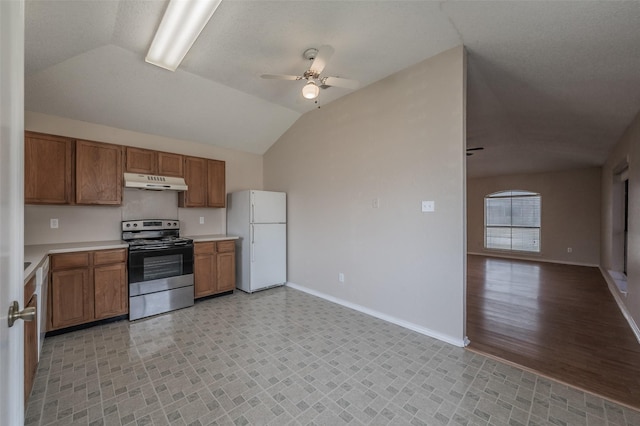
126, 147, 157, 175
207, 159, 226, 208
24, 295, 37, 404
94, 263, 127, 320
50, 268, 91, 329
158, 152, 184, 177
24, 132, 73, 204
216, 251, 236, 292
194, 253, 216, 298
179, 156, 207, 208
76, 140, 122, 205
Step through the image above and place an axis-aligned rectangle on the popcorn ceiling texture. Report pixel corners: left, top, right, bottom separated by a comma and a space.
24, 1, 640, 175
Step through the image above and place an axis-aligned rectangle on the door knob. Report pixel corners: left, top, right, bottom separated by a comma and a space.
7, 300, 36, 327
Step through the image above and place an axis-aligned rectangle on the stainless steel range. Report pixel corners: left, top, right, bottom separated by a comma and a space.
122, 220, 194, 320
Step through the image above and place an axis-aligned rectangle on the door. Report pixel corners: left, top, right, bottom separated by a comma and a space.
251, 190, 286, 224
207, 159, 225, 207
94, 263, 127, 320
0, 0, 26, 424
24, 132, 73, 204
180, 156, 207, 207
75, 140, 123, 205
50, 269, 91, 329
250, 224, 286, 290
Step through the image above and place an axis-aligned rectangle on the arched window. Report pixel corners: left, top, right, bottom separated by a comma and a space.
485, 190, 541, 252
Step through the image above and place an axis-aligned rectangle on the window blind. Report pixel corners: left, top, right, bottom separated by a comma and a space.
485, 191, 540, 252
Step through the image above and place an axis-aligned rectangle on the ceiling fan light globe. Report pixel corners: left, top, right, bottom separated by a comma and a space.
302, 82, 320, 99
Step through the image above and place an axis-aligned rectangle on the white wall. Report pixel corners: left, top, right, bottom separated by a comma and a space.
264, 46, 467, 346
468, 167, 602, 266
602, 109, 640, 336
24, 112, 263, 244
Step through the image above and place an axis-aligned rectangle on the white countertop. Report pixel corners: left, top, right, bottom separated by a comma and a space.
187, 234, 239, 242
23, 236, 238, 283
24, 240, 128, 283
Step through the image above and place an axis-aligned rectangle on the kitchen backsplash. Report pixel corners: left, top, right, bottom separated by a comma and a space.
24, 189, 226, 245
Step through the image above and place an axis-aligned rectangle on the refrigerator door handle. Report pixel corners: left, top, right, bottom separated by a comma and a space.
251, 225, 255, 262
251, 203, 255, 223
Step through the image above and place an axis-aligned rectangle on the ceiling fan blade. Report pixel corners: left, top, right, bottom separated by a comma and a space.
323, 76, 360, 90
309, 45, 334, 75
261, 74, 301, 81
466, 147, 484, 152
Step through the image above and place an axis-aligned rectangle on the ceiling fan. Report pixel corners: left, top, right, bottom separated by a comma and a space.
261, 45, 360, 100
466, 147, 484, 156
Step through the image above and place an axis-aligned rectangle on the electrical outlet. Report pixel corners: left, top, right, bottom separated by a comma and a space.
567, 247, 572, 253
199, 217, 204, 224
50, 218, 58, 229
339, 273, 345, 283
372, 198, 380, 209
421, 200, 435, 212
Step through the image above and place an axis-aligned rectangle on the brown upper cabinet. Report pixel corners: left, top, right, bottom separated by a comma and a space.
125, 147, 184, 177
24, 131, 74, 204
179, 156, 226, 208
179, 156, 208, 207
125, 147, 157, 175
25, 131, 224, 208
158, 152, 184, 177
207, 159, 226, 208
75, 140, 123, 205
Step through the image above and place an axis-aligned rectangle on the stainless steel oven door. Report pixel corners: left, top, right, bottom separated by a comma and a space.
128, 245, 194, 320
128, 245, 194, 284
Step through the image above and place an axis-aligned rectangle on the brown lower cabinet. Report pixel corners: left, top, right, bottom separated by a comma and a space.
194, 240, 236, 298
49, 248, 127, 331
24, 277, 38, 405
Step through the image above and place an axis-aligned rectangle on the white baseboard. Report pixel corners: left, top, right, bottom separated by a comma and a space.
467, 251, 598, 267
285, 282, 468, 348
599, 267, 640, 344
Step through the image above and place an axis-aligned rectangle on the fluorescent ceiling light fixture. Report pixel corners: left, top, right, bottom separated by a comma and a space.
302, 81, 320, 100
146, 0, 223, 71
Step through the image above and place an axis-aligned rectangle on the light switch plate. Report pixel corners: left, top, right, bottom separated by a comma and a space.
421, 201, 435, 212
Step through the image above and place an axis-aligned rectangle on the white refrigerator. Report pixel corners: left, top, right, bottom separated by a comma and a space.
227, 190, 287, 293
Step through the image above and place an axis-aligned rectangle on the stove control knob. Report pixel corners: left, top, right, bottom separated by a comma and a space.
173, 222, 177, 226
125, 223, 130, 228
133, 223, 138, 227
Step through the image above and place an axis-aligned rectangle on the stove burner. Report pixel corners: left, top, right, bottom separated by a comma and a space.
121, 220, 192, 251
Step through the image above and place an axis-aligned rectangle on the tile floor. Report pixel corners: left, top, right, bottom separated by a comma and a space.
25, 287, 640, 426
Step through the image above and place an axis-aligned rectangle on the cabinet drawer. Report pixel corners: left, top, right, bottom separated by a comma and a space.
217, 240, 235, 253
94, 249, 127, 266
195, 242, 215, 255
51, 252, 90, 270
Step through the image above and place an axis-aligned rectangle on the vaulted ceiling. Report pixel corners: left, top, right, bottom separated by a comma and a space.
25, 1, 640, 177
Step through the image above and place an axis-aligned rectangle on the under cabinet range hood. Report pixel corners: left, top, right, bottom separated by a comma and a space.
124, 173, 188, 191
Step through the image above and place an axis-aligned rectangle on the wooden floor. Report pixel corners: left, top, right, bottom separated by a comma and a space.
466, 255, 640, 410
